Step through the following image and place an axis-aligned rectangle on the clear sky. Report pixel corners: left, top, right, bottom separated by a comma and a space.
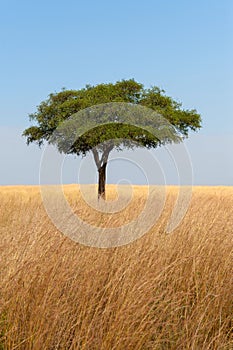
0, 0, 233, 185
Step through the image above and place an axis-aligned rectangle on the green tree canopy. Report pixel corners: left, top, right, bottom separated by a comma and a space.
23, 79, 201, 198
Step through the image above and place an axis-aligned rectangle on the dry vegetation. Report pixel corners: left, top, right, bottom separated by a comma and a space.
0, 185, 233, 349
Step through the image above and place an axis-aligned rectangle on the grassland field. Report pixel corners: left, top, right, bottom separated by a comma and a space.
0, 185, 233, 349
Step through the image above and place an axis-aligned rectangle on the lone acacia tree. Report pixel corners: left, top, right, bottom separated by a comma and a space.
23, 79, 201, 199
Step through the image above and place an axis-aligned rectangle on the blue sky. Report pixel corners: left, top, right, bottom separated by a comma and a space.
0, 0, 233, 185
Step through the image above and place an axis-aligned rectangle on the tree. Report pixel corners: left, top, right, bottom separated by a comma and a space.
23, 79, 201, 199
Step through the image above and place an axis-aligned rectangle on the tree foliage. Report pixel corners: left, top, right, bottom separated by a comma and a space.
23, 79, 201, 198
23, 79, 201, 151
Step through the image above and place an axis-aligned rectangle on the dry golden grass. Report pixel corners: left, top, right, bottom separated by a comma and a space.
0, 185, 232, 349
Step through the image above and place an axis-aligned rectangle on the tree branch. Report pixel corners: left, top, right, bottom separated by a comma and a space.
100, 143, 114, 165
92, 147, 101, 168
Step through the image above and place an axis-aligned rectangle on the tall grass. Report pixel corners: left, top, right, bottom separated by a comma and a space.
0, 185, 232, 349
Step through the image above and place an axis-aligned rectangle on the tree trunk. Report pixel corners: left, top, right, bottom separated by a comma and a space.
92, 144, 113, 201
98, 163, 107, 200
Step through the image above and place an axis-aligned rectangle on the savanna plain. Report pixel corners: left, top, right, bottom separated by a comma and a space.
0, 185, 232, 350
